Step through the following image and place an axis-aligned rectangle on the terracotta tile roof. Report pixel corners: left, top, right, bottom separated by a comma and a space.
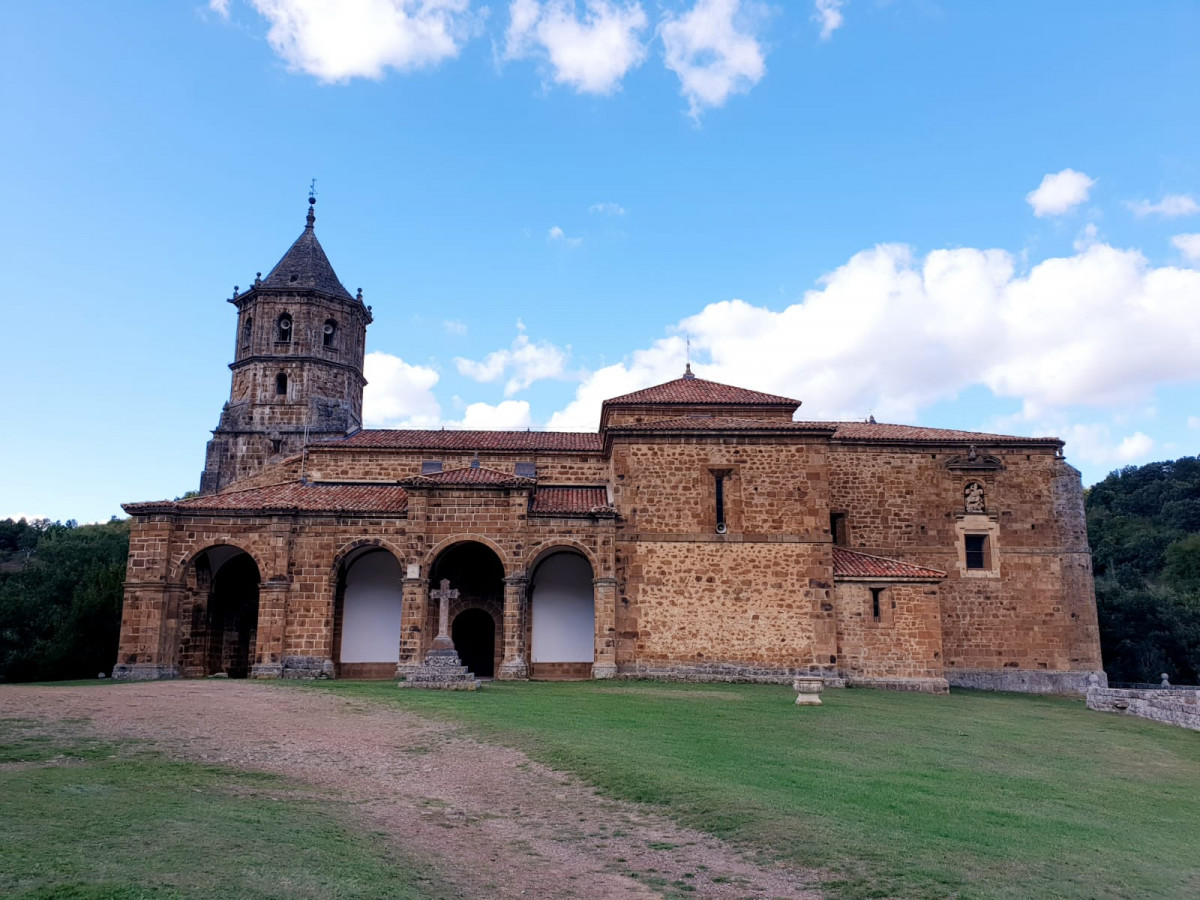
530, 486, 616, 517
399, 466, 536, 488
123, 482, 409, 516
257, 204, 354, 300
832, 547, 946, 580
606, 416, 834, 434
602, 376, 800, 409
818, 422, 1061, 445
320, 429, 604, 452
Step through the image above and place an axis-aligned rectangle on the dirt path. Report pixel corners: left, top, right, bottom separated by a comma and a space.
3, 682, 822, 900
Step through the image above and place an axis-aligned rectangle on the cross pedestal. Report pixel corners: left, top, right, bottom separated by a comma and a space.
397, 578, 479, 690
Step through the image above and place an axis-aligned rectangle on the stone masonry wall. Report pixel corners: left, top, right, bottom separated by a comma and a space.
833, 582, 946, 691
827, 443, 1103, 692
1087, 687, 1200, 731
304, 449, 611, 485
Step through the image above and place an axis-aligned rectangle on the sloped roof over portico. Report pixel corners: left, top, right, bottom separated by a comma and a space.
399, 465, 536, 489
832, 547, 946, 581
122, 481, 409, 516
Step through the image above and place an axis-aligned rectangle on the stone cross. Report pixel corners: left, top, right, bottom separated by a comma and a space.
430, 578, 459, 650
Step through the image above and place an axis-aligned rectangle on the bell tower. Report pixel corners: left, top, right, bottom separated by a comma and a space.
199, 194, 372, 494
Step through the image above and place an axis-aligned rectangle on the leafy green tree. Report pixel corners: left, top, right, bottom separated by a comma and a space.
0, 518, 129, 682
1086, 457, 1200, 683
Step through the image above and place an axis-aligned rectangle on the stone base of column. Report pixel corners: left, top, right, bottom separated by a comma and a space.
591, 663, 617, 680
112, 663, 179, 681
398, 647, 479, 690
497, 658, 529, 680
278, 656, 335, 679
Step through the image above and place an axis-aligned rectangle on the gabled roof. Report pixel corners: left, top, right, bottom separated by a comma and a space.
530, 486, 616, 517
605, 416, 833, 434
123, 482, 408, 516
602, 372, 800, 409
321, 429, 604, 453
399, 465, 536, 489
832, 546, 946, 580
257, 200, 354, 301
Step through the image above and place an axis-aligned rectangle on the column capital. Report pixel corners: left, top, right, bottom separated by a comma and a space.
592, 576, 618, 586
503, 573, 528, 586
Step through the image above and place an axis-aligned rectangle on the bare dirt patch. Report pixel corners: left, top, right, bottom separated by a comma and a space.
2, 682, 821, 900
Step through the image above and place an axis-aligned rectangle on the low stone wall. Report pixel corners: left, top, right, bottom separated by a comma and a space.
947, 668, 1105, 695
619, 661, 843, 686
1087, 687, 1200, 732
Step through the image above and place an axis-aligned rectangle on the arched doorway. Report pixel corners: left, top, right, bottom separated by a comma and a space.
429, 541, 504, 679
452, 608, 496, 677
335, 547, 403, 679
530, 551, 595, 680
184, 547, 260, 678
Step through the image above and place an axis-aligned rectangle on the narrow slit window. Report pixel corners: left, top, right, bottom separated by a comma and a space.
965, 534, 988, 570
870, 587, 884, 622
830, 512, 848, 546
712, 470, 729, 532
242, 316, 252, 349
275, 372, 288, 396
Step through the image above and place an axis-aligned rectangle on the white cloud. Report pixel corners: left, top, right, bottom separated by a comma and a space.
548, 240, 1200, 430
1171, 233, 1200, 263
1127, 194, 1199, 219
660, 0, 767, 118
1073, 222, 1099, 252
455, 325, 570, 396
547, 224, 583, 246
1115, 431, 1155, 462
362, 351, 442, 426
1026, 169, 1096, 217
457, 400, 533, 429
444, 319, 468, 335
812, 0, 844, 40
505, 0, 648, 95
589, 201, 626, 215
240, 0, 478, 82
1186, 415, 1200, 429
209, 0, 232, 17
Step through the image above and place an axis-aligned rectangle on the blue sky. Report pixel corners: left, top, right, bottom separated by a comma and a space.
2, 1, 1199, 524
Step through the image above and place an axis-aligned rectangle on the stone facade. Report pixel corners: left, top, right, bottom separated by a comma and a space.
112, 205, 1106, 694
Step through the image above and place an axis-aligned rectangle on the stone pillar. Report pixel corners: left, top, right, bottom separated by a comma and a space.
112, 583, 183, 680
250, 580, 287, 678
592, 576, 618, 679
497, 573, 529, 680
396, 574, 428, 678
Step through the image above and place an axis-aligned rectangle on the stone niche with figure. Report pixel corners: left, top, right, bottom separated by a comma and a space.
111, 200, 1105, 696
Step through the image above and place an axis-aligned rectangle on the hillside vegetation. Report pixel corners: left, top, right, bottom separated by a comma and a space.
0, 517, 128, 682
1085, 456, 1200, 684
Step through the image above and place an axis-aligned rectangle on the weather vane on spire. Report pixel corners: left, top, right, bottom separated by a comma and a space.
308, 178, 317, 202
684, 334, 695, 379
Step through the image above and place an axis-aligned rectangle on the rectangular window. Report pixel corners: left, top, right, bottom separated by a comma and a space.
830, 512, 848, 546
421, 460, 443, 475
965, 534, 988, 570
870, 587, 884, 622
515, 461, 537, 478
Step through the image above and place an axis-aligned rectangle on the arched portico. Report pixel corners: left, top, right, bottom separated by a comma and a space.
333, 545, 404, 679
529, 550, 595, 679
179, 545, 263, 679
427, 541, 506, 678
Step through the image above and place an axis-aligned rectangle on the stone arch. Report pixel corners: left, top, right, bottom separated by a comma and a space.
524, 538, 600, 578
428, 540, 507, 678
329, 537, 408, 590
332, 542, 405, 678
173, 541, 264, 588
178, 544, 263, 679
422, 533, 514, 577
528, 548, 596, 677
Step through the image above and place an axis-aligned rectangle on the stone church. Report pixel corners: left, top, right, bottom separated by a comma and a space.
113, 198, 1106, 694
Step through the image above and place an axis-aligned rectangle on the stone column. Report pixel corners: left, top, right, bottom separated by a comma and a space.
592, 576, 618, 679
497, 573, 529, 680
396, 573, 428, 678
250, 580, 288, 678
112, 583, 184, 680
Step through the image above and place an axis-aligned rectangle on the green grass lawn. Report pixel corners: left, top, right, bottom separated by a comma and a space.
0, 718, 450, 900
300, 680, 1200, 900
